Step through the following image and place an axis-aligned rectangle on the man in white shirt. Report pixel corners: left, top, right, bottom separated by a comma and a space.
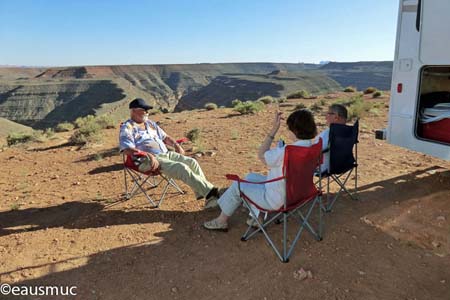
120, 98, 221, 206
319, 104, 348, 173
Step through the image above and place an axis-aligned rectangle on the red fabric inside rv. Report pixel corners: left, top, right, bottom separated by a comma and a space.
421, 118, 450, 144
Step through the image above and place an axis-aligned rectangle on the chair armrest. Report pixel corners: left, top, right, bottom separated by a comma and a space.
176, 137, 189, 144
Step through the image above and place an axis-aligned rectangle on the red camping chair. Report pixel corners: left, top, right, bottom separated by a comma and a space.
122, 138, 187, 208
226, 139, 323, 262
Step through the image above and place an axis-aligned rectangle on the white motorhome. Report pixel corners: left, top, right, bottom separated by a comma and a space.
386, 0, 450, 160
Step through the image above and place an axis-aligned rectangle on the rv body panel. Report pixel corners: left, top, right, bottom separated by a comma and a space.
387, 0, 450, 160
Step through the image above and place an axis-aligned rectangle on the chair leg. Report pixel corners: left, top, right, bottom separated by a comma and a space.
241, 200, 285, 262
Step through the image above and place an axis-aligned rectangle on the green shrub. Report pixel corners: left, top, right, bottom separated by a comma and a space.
372, 91, 382, 98
287, 90, 310, 99
96, 115, 116, 129
186, 128, 201, 143
319, 99, 327, 106
363, 87, 376, 94
278, 97, 287, 103
257, 96, 274, 105
55, 122, 74, 132
233, 101, 265, 115
74, 114, 115, 132
336, 95, 373, 119
294, 103, 307, 110
44, 128, 55, 139
309, 102, 322, 113
160, 108, 169, 114
69, 121, 102, 145
231, 99, 242, 107
343, 86, 357, 93
6, 132, 34, 146
74, 115, 96, 129
204, 103, 218, 110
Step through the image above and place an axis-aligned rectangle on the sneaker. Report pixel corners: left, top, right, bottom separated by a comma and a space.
204, 196, 219, 209
203, 218, 228, 232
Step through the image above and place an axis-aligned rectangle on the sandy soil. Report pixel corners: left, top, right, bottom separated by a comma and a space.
0, 93, 449, 300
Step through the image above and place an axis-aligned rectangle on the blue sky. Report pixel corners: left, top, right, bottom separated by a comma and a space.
0, 0, 399, 66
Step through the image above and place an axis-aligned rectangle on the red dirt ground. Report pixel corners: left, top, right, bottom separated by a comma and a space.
0, 93, 449, 300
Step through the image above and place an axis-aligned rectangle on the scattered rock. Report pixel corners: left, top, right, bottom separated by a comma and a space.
293, 268, 313, 281
358, 270, 366, 275
171, 287, 178, 293
205, 150, 216, 157
436, 216, 446, 222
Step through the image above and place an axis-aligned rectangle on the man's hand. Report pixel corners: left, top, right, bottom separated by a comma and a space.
146, 153, 160, 172
174, 143, 185, 155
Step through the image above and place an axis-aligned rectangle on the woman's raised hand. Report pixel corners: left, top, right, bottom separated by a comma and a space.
270, 110, 283, 135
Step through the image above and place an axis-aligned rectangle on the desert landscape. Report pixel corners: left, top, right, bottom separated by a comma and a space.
0, 90, 449, 300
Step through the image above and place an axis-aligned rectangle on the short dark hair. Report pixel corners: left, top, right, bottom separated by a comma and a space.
287, 109, 317, 139
329, 104, 348, 120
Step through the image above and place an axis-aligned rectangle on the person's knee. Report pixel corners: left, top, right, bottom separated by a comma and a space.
185, 156, 199, 167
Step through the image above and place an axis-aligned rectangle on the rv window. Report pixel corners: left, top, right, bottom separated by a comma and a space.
416, 66, 450, 145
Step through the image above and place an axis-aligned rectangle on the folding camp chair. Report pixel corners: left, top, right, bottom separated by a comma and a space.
320, 119, 359, 212
226, 139, 323, 263
122, 150, 184, 208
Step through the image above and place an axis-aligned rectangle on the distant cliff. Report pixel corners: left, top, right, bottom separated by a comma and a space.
0, 62, 392, 128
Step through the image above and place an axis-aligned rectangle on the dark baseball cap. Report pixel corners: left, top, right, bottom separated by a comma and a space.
129, 98, 153, 110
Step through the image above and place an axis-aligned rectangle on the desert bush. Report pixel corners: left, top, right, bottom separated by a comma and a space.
343, 86, 357, 92
96, 115, 116, 129
231, 99, 242, 107
372, 91, 383, 98
74, 114, 115, 131
55, 122, 74, 132
287, 90, 310, 99
69, 120, 102, 145
309, 102, 322, 113
338, 95, 374, 119
363, 87, 376, 94
204, 103, 218, 110
233, 101, 265, 115
278, 97, 287, 103
294, 103, 307, 110
42, 128, 55, 140
74, 115, 96, 129
257, 96, 274, 105
160, 108, 170, 114
186, 128, 201, 143
6, 132, 34, 146
319, 99, 327, 106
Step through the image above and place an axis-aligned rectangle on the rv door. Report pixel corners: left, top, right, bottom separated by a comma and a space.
419, 0, 450, 64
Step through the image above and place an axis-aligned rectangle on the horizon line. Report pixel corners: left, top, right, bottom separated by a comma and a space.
0, 60, 393, 69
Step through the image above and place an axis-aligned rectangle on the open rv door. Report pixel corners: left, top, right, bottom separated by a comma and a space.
382, 0, 450, 160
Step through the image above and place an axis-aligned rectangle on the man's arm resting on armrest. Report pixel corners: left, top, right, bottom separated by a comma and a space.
163, 136, 185, 155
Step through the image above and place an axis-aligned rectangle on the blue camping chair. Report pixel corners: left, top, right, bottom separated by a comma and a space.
319, 119, 359, 212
